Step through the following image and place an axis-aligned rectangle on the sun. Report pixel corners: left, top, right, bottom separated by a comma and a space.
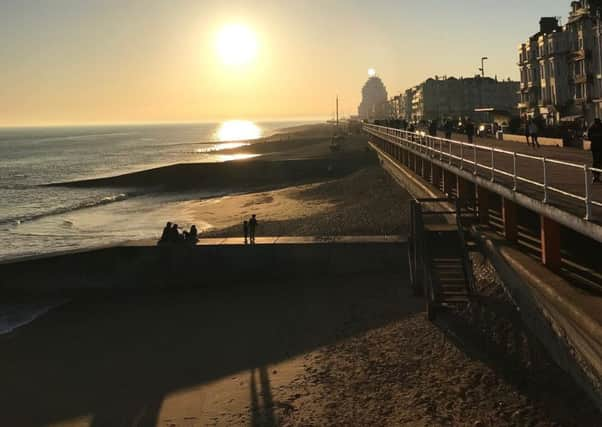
216, 24, 258, 66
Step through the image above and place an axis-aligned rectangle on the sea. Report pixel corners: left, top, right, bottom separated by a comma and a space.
0, 120, 311, 262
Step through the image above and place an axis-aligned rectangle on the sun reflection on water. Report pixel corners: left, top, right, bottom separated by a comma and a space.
216, 153, 261, 162
195, 142, 250, 153
216, 120, 262, 142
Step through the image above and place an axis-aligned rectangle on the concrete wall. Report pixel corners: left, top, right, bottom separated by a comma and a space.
0, 243, 407, 295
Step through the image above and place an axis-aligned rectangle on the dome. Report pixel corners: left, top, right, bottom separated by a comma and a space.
358, 76, 388, 120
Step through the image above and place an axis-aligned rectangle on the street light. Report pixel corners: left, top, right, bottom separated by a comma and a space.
479, 56, 488, 78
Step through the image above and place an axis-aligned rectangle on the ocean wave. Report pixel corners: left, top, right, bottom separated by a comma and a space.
0, 192, 137, 226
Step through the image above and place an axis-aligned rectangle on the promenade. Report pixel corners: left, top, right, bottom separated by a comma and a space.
367, 125, 602, 226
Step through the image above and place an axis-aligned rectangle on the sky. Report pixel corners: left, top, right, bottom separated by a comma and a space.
0, 0, 571, 126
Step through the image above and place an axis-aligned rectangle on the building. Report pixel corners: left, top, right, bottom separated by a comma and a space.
518, 1, 602, 125
358, 76, 389, 120
398, 76, 519, 123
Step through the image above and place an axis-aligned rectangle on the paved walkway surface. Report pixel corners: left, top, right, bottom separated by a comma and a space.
371, 128, 602, 223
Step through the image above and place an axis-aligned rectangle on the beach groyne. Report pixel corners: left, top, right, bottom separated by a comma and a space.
48, 153, 377, 190
0, 238, 405, 295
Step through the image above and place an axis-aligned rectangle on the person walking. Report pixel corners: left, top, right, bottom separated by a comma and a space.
465, 119, 475, 144
249, 214, 258, 244
529, 120, 540, 148
524, 119, 531, 145
243, 220, 249, 244
444, 119, 453, 140
588, 118, 602, 183
428, 120, 438, 137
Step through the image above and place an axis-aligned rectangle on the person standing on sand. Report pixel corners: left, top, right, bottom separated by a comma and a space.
243, 220, 249, 244
249, 214, 258, 244
588, 118, 602, 183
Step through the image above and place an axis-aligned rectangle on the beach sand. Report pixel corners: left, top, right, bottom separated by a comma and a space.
180, 165, 411, 239
2, 124, 600, 426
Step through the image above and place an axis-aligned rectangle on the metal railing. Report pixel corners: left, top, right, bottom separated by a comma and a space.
364, 123, 602, 221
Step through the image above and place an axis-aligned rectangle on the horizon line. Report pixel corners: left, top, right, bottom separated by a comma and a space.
0, 116, 331, 130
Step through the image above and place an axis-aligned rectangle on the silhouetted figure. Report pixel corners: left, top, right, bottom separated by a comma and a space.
169, 224, 181, 243
529, 120, 540, 148
444, 120, 453, 139
465, 119, 475, 144
428, 120, 438, 137
249, 214, 258, 244
184, 225, 198, 244
158, 221, 172, 245
243, 220, 249, 244
525, 119, 531, 145
588, 118, 602, 183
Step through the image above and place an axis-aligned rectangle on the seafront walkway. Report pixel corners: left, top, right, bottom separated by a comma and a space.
367, 123, 602, 409
366, 124, 602, 226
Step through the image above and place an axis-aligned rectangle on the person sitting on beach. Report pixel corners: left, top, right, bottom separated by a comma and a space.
184, 225, 198, 244
243, 220, 249, 245
249, 214, 258, 244
158, 221, 172, 244
169, 223, 182, 242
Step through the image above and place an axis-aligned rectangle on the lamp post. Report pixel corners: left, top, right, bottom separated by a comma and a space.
479, 57, 489, 78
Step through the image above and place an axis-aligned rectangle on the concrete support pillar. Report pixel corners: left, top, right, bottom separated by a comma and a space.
541, 216, 561, 272
431, 164, 441, 188
456, 176, 474, 210
443, 170, 455, 197
502, 198, 518, 242
477, 186, 490, 225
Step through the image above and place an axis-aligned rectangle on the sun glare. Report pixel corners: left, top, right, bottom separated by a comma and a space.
217, 120, 261, 141
216, 24, 258, 66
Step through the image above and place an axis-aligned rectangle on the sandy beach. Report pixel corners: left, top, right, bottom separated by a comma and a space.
1, 124, 600, 426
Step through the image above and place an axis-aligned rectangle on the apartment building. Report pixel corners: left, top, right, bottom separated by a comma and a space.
396, 76, 519, 122
518, 1, 602, 124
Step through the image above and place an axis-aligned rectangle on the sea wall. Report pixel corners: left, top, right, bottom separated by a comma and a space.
0, 241, 406, 295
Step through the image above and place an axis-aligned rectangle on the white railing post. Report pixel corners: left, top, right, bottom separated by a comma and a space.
543, 157, 549, 203
460, 142, 464, 170
584, 165, 593, 220
512, 152, 518, 191
490, 147, 495, 182
473, 143, 477, 175
448, 140, 452, 164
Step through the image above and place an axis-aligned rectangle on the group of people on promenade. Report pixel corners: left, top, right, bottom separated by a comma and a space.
158, 222, 198, 245
157, 215, 260, 246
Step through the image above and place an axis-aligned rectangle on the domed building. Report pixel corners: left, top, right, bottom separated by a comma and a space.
358, 75, 388, 120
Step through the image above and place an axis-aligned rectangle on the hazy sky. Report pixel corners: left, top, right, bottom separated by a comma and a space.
1, 0, 570, 126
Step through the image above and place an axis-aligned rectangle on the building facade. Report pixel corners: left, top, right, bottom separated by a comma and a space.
518, 1, 602, 125
397, 76, 519, 123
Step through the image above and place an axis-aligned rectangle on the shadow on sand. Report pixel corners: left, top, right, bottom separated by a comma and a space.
0, 272, 416, 427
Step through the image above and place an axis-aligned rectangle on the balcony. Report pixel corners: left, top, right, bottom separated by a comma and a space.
568, 48, 591, 61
